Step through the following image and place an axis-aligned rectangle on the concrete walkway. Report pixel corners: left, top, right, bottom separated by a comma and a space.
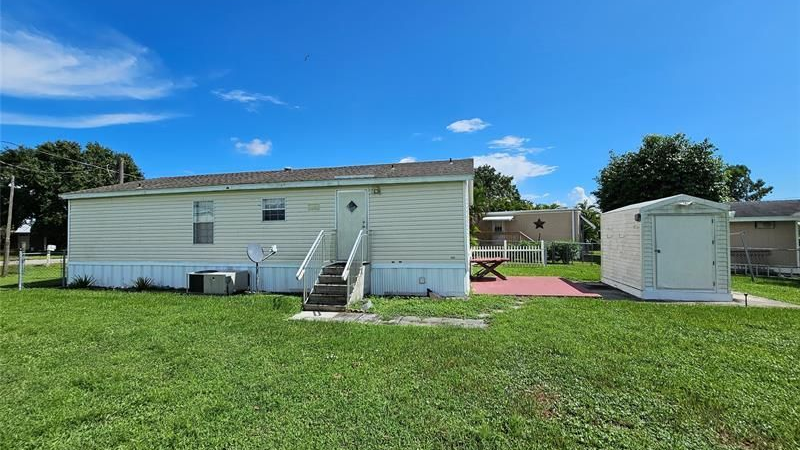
290, 311, 488, 329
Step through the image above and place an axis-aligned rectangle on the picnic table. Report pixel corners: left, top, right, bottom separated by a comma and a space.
470, 257, 510, 281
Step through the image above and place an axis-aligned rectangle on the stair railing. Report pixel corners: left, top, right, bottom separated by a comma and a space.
341, 229, 368, 303
296, 230, 336, 304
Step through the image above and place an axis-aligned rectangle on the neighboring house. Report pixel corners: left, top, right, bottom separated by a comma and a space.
478, 209, 595, 243
61, 159, 474, 301
729, 199, 800, 270
11, 221, 32, 251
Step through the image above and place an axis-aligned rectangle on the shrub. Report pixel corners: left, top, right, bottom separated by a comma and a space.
547, 241, 581, 264
69, 275, 96, 289
132, 276, 155, 291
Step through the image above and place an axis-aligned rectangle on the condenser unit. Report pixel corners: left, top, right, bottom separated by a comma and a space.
187, 270, 250, 295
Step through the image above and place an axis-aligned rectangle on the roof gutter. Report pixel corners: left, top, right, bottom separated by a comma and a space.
60, 174, 473, 200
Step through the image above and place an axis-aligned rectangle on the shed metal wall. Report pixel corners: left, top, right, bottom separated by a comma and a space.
600, 207, 643, 293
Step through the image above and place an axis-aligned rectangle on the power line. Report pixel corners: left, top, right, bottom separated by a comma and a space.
0, 140, 144, 180
0, 159, 89, 175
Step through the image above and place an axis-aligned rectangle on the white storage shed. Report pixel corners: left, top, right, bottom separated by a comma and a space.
601, 194, 731, 301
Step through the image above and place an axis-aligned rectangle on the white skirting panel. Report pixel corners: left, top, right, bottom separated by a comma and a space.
68, 261, 470, 297
370, 263, 469, 297
68, 261, 302, 292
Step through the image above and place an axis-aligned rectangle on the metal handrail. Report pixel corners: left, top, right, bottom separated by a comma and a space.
296, 230, 326, 281
341, 229, 366, 281
296, 230, 336, 304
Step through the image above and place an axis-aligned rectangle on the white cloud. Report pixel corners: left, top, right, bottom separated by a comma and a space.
231, 137, 272, 156
488, 135, 529, 149
568, 186, 597, 205
446, 118, 490, 133
487, 135, 550, 153
472, 153, 557, 182
0, 24, 181, 99
212, 89, 294, 111
399, 156, 417, 163
0, 111, 177, 128
431, 136, 443, 142
523, 193, 550, 201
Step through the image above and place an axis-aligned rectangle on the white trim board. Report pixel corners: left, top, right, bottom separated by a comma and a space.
60, 174, 473, 200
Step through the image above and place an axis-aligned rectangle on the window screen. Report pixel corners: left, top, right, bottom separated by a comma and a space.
193, 201, 214, 244
262, 198, 286, 221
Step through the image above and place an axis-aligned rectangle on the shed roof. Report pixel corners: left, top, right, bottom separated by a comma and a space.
62, 158, 474, 199
728, 200, 800, 220
605, 194, 729, 214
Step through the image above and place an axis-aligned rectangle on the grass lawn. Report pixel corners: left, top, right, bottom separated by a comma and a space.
492, 262, 601, 281
732, 275, 800, 305
0, 263, 64, 289
2, 289, 800, 449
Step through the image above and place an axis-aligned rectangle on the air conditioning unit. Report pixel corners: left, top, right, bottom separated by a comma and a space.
187, 270, 250, 295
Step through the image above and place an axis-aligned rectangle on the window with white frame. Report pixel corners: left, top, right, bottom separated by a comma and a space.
262, 198, 286, 221
193, 201, 214, 244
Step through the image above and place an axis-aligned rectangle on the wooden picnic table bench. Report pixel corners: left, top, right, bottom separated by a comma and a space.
470, 257, 510, 281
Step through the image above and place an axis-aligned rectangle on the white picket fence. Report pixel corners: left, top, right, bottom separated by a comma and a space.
470, 240, 546, 266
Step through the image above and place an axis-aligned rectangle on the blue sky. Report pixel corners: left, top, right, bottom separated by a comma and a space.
1, 0, 798, 204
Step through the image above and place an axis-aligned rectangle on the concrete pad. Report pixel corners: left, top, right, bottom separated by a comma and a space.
289, 311, 488, 329
472, 276, 601, 297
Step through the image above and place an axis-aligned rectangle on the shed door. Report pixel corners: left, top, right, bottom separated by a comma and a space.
655, 215, 715, 290
336, 190, 367, 260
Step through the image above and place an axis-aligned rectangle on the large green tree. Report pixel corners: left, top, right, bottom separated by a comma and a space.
471, 165, 533, 219
593, 134, 728, 211
724, 164, 773, 201
0, 141, 143, 249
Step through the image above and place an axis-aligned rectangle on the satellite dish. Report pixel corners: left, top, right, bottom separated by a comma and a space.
247, 244, 264, 263
246, 244, 278, 293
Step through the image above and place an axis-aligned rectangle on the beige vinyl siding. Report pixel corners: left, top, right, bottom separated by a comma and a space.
68, 181, 467, 264
601, 208, 642, 290
369, 182, 467, 263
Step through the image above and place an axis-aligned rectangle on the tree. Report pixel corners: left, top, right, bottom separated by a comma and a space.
593, 133, 728, 212
0, 141, 143, 249
576, 200, 600, 242
724, 164, 773, 201
470, 165, 535, 243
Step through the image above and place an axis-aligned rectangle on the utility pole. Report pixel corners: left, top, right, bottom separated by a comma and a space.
118, 157, 125, 184
2, 175, 15, 277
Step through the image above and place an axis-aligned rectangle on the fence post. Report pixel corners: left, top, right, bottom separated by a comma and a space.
18, 250, 24, 291
62, 252, 67, 287
541, 240, 546, 266
503, 240, 508, 260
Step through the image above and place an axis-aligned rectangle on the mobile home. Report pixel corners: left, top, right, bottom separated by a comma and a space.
478, 208, 594, 244
61, 159, 474, 308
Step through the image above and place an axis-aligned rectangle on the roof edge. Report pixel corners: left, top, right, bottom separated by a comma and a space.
60, 173, 473, 200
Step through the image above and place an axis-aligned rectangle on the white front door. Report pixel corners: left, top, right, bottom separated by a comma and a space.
336, 190, 368, 260
655, 215, 715, 290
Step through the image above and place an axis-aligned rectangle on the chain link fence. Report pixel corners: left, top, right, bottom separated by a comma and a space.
1, 251, 67, 290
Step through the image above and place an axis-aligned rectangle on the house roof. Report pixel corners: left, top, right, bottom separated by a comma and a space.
62, 158, 474, 199
729, 200, 800, 220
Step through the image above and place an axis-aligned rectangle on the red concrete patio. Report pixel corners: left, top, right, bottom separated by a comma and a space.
471, 276, 602, 297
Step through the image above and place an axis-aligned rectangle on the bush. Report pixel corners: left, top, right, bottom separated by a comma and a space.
547, 241, 581, 264
132, 276, 155, 291
69, 275, 96, 289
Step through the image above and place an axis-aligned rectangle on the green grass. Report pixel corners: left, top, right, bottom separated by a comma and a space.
368, 294, 519, 319
732, 275, 800, 305
0, 263, 64, 289
492, 262, 601, 281
2, 289, 800, 449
